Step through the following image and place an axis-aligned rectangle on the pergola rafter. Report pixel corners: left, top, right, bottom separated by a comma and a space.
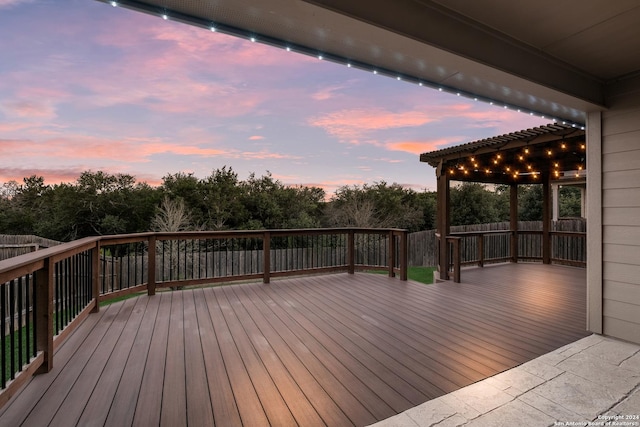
420, 123, 586, 281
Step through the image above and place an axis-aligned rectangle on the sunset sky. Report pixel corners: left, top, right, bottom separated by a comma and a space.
0, 0, 547, 195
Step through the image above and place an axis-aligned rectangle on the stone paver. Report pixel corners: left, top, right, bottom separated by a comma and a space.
405, 399, 457, 426
463, 400, 554, 427
368, 335, 640, 427
527, 371, 623, 420
621, 352, 640, 372
447, 380, 514, 414
518, 358, 564, 381
486, 366, 546, 396
518, 389, 586, 422
557, 351, 640, 393
584, 338, 640, 364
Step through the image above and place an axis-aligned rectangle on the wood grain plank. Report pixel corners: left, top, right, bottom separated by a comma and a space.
133, 292, 172, 427
160, 290, 187, 427
192, 288, 243, 427
104, 292, 161, 427
203, 287, 270, 427
214, 287, 297, 427
24, 298, 137, 426
0, 303, 115, 423
233, 284, 357, 426
223, 285, 326, 427
244, 284, 375, 426
73, 296, 150, 427
183, 290, 214, 427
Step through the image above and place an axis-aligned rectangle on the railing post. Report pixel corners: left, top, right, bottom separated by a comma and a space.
263, 231, 271, 283
388, 230, 396, 278
542, 173, 551, 264
347, 230, 355, 275
148, 235, 156, 296
510, 183, 519, 263
35, 258, 54, 374
478, 234, 484, 268
91, 242, 100, 313
452, 238, 461, 283
399, 230, 408, 281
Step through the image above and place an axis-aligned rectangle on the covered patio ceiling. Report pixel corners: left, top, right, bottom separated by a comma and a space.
97, 1, 640, 124
419, 123, 586, 185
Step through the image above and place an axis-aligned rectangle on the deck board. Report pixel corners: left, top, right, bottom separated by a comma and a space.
0, 263, 589, 427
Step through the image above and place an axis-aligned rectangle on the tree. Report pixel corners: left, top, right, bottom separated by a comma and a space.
559, 186, 582, 217
450, 182, 504, 226
324, 182, 424, 231
151, 197, 193, 232
518, 185, 543, 221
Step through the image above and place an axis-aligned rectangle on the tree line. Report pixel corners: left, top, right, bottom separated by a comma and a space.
0, 168, 582, 242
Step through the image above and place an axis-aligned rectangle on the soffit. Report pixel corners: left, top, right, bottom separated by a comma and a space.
432, 0, 640, 81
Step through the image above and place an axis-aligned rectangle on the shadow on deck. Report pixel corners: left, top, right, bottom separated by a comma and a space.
0, 264, 589, 426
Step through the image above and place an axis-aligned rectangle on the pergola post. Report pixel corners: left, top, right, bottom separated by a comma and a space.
510, 184, 518, 263
436, 162, 451, 280
542, 173, 551, 264
552, 184, 560, 221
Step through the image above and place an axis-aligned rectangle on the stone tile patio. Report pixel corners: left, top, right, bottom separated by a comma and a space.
370, 334, 640, 427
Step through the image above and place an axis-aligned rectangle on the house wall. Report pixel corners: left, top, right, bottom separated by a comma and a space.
599, 75, 640, 344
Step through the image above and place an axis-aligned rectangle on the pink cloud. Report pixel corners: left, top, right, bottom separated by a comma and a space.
309, 102, 547, 145
238, 151, 301, 160
0, 167, 87, 185
1, 100, 57, 120
385, 138, 462, 155
0, 137, 229, 163
311, 83, 349, 101
309, 108, 437, 141
0, 0, 33, 7
249, 135, 265, 140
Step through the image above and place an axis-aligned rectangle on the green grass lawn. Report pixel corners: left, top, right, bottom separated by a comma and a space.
366, 266, 436, 284
406, 266, 436, 284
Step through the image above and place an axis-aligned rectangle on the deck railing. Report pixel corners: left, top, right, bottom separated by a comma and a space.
0, 227, 407, 404
438, 229, 586, 282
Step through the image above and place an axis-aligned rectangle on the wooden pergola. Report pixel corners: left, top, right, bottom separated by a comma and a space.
420, 123, 586, 281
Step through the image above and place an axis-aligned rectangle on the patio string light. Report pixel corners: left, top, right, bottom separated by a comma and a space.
446, 139, 586, 181
100, 0, 587, 130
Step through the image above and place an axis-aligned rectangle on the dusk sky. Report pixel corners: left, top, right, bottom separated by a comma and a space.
1, 0, 548, 196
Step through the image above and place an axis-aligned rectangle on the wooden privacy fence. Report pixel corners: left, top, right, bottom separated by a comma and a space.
408, 219, 586, 267
0, 235, 61, 261
0, 227, 408, 406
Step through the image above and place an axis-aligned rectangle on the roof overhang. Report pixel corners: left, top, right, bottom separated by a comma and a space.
96, 0, 629, 125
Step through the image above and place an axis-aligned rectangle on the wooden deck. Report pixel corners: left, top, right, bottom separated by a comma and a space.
0, 263, 589, 426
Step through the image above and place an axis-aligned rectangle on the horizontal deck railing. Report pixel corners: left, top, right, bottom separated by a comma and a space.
437, 229, 586, 283
0, 227, 407, 405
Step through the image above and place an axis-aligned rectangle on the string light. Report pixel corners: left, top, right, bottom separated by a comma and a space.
162, 13, 168, 20
110, 1, 117, 6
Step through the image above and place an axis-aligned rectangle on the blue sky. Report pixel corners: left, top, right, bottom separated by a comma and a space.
0, 0, 547, 195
